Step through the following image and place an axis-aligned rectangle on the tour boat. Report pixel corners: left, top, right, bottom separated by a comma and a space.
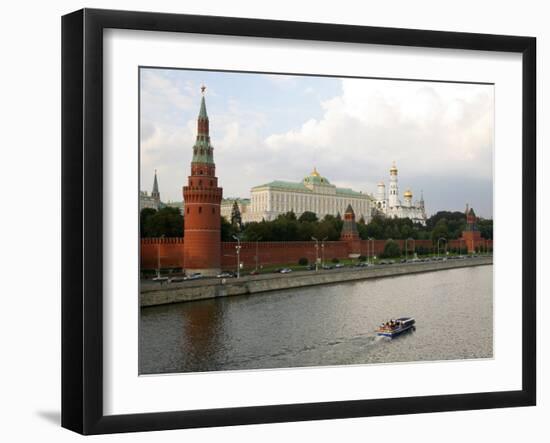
376, 317, 416, 338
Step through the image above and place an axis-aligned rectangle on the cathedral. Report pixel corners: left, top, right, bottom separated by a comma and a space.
374, 162, 427, 225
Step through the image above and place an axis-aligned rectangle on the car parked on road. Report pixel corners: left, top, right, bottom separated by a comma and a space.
279, 268, 293, 274
216, 272, 234, 278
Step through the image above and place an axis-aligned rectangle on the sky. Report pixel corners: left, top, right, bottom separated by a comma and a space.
140, 68, 494, 218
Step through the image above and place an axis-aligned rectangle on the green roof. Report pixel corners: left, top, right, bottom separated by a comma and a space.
192, 95, 214, 164
252, 180, 309, 191
198, 96, 208, 119
335, 187, 364, 196
252, 180, 368, 198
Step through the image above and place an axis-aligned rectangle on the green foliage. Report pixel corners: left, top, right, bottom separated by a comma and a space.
298, 257, 308, 266
331, 257, 340, 264
221, 216, 248, 242
140, 207, 183, 238
230, 200, 242, 230
240, 212, 342, 242
298, 211, 318, 223
381, 239, 401, 258
358, 255, 367, 262
140, 208, 156, 237
478, 218, 493, 239
431, 218, 449, 241
426, 211, 466, 239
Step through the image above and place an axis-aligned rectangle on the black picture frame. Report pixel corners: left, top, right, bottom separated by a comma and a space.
62, 8, 536, 435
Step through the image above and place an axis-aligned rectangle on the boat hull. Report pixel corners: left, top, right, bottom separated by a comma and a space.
376, 324, 415, 337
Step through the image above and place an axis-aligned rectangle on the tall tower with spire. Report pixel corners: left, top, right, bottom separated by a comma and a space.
388, 161, 399, 208
182, 86, 223, 275
151, 169, 160, 205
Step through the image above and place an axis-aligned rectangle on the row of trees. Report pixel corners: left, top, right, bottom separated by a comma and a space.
140, 207, 493, 242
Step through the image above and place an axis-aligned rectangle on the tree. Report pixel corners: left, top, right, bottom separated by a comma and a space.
230, 200, 242, 230
431, 218, 449, 242
140, 208, 157, 238
478, 218, 493, 239
298, 211, 318, 223
141, 207, 183, 237
221, 216, 235, 241
381, 239, 401, 258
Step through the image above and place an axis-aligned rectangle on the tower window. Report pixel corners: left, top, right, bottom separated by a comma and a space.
199, 206, 202, 214
212, 207, 215, 214
186, 207, 189, 214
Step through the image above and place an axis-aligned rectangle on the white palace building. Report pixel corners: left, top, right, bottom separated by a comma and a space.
227, 163, 427, 225
143, 163, 427, 226
244, 167, 372, 223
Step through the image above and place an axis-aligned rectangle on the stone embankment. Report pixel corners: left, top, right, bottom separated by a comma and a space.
140, 256, 493, 307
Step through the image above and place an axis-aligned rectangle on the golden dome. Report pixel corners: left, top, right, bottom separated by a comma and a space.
390, 161, 398, 173
378, 181, 385, 186
311, 167, 320, 177
404, 189, 413, 198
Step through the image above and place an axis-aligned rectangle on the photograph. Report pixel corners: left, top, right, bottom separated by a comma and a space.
138, 68, 494, 375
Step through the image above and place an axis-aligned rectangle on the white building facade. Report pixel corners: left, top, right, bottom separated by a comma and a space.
244, 168, 374, 223
374, 162, 427, 225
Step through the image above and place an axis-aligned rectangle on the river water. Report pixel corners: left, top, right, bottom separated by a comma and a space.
140, 265, 493, 374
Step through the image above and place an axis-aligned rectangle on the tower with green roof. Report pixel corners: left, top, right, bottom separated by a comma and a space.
182, 86, 223, 275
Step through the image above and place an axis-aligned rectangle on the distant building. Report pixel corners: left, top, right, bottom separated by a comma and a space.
140, 170, 162, 211
374, 162, 427, 225
244, 167, 373, 223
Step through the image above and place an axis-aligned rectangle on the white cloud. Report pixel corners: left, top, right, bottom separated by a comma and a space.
140, 72, 493, 216
265, 78, 493, 186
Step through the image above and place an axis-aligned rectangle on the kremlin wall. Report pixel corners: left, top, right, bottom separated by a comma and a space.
140, 88, 492, 275
140, 237, 492, 273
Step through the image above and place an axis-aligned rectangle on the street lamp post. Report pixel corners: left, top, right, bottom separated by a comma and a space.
437, 237, 447, 258
232, 235, 241, 278
321, 237, 327, 267
312, 236, 319, 271
368, 237, 374, 265
405, 237, 415, 262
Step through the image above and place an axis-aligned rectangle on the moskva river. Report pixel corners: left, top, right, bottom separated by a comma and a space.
140, 265, 493, 374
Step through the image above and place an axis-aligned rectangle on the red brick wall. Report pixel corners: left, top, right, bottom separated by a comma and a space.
141, 238, 184, 270
221, 241, 350, 270
140, 237, 494, 271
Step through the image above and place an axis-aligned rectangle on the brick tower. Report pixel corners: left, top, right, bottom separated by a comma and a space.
340, 204, 361, 254
182, 86, 223, 275
460, 205, 482, 253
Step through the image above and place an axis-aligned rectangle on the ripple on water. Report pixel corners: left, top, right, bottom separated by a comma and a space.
140, 266, 493, 374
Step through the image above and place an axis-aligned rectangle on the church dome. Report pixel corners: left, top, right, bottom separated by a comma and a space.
304, 167, 330, 185
390, 162, 398, 174
404, 189, 413, 198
